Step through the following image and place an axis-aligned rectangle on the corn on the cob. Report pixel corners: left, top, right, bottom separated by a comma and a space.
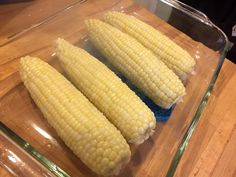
56, 38, 156, 144
104, 11, 196, 79
19, 56, 131, 176
86, 19, 185, 109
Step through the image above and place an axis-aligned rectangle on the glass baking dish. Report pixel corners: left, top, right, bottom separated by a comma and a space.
0, 0, 230, 177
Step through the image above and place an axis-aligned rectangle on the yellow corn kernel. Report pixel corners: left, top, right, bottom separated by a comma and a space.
104, 11, 196, 80
19, 56, 131, 176
86, 19, 186, 109
56, 38, 156, 144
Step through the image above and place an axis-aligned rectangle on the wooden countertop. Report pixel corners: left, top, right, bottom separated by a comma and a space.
0, 0, 235, 177
174, 59, 236, 177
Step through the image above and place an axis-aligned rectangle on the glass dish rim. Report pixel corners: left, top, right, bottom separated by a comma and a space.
0, 0, 231, 177
161, 0, 230, 176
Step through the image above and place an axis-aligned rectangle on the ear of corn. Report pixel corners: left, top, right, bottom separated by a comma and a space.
103, 11, 196, 80
19, 56, 131, 176
56, 38, 156, 144
85, 19, 186, 109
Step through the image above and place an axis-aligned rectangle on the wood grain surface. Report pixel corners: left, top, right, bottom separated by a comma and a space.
0, 0, 235, 177
174, 60, 236, 177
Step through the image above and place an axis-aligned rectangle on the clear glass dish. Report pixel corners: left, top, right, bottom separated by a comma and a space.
0, 0, 230, 177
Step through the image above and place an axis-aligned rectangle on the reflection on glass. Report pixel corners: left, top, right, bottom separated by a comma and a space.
7, 150, 21, 164
32, 124, 52, 140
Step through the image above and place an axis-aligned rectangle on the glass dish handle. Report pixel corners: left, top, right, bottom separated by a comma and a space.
160, 0, 213, 25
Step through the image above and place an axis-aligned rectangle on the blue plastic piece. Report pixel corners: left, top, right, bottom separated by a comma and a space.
119, 75, 174, 121
142, 96, 173, 121
136, 91, 173, 121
